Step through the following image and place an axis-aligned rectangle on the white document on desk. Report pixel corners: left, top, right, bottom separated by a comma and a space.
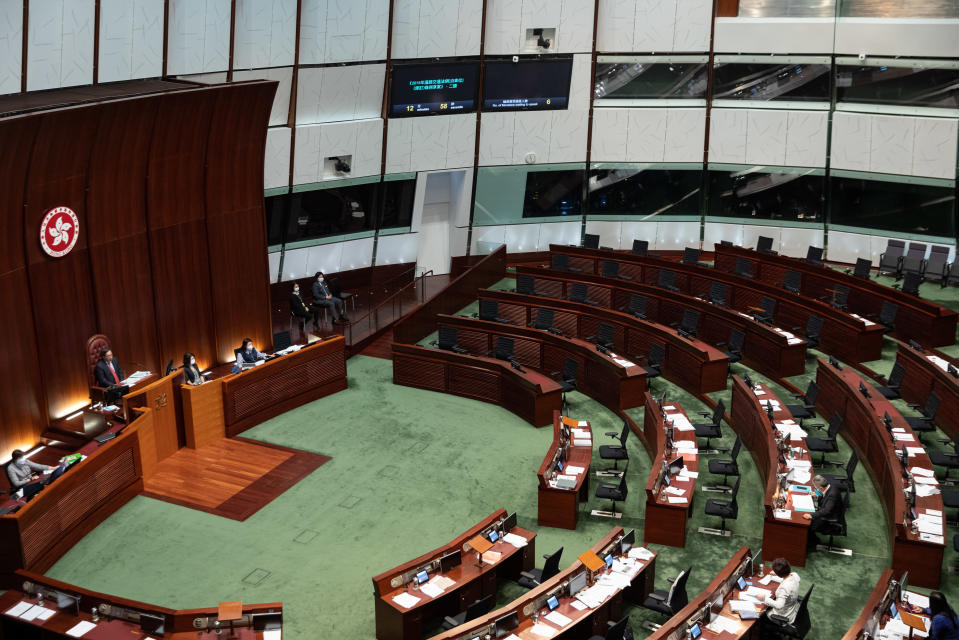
708, 615, 742, 635
419, 582, 444, 598
916, 519, 942, 535
729, 600, 757, 614
504, 532, 529, 548
916, 484, 941, 497
573, 439, 592, 447
263, 631, 281, 640
911, 467, 934, 477
5, 601, 32, 617
565, 465, 585, 475
545, 611, 572, 627
792, 494, 815, 511
392, 593, 421, 608
66, 621, 97, 638
667, 496, 688, 504
905, 591, 931, 609
894, 432, 915, 442
530, 623, 558, 637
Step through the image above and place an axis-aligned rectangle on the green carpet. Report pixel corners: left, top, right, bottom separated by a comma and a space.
46, 271, 959, 639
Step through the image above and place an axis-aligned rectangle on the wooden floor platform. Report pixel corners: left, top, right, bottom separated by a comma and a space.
141, 437, 329, 521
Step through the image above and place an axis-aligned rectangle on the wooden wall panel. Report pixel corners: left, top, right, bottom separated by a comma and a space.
24, 109, 100, 420
87, 98, 162, 374
205, 82, 276, 360
0, 117, 36, 276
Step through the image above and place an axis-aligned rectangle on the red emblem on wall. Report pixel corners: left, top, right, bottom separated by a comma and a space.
39, 206, 79, 258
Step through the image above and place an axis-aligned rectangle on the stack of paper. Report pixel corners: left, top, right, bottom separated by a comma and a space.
745, 586, 768, 599
729, 600, 758, 614
850, 313, 875, 326
677, 468, 698, 480
669, 414, 695, 431
573, 438, 592, 447
628, 546, 655, 561
664, 486, 686, 496
791, 494, 815, 512
572, 428, 590, 438
433, 576, 455, 589
916, 484, 941, 498
66, 621, 98, 638
504, 532, 529, 548
920, 532, 945, 544
530, 623, 557, 637
5, 602, 33, 617
907, 447, 925, 457
667, 496, 688, 504
707, 615, 742, 634
482, 550, 502, 564
915, 475, 939, 486
420, 582, 445, 598
911, 467, 934, 477
545, 611, 572, 627
392, 593, 421, 608
928, 355, 951, 372
904, 591, 931, 609
597, 571, 631, 590
759, 574, 783, 586
773, 509, 792, 520
565, 465, 585, 475
894, 432, 916, 442
674, 440, 698, 453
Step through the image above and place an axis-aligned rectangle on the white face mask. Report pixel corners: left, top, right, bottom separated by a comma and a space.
294, 288, 299, 294
318, 277, 324, 282
246, 346, 253, 352
15, 458, 26, 467
190, 359, 196, 366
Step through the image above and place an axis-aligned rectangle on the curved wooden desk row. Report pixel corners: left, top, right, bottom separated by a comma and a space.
517, 265, 807, 379
391, 343, 562, 427
895, 340, 959, 443
546, 245, 885, 365
729, 377, 811, 567
0, 570, 281, 639
712, 243, 958, 348
538, 413, 593, 530
815, 358, 945, 588
646, 546, 767, 640
642, 393, 699, 548
842, 569, 934, 640
373, 509, 535, 640
435, 314, 646, 411
476, 289, 728, 396
431, 526, 655, 640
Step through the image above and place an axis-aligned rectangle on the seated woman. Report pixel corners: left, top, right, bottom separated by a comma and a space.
6, 449, 54, 491
760, 557, 801, 638
290, 282, 315, 330
182, 353, 205, 385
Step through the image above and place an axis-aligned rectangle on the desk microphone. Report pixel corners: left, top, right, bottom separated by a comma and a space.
509, 359, 526, 373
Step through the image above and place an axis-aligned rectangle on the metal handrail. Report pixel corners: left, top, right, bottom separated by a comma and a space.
346, 270, 435, 345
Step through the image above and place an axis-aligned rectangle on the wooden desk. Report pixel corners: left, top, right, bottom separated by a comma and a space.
0, 570, 282, 638
815, 358, 945, 588
124, 370, 180, 479
431, 527, 656, 640
841, 568, 896, 640
895, 340, 959, 443
647, 546, 771, 640
538, 413, 592, 530
392, 343, 563, 427
181, 377, 226, 449
436, 314, 646, 411
221, 336, 347, 436
517, 265, 806, 379
730, 377, 811, 567
547, 245, 885, 364
643, 393, 699, 548
712, 243, 958, 348
372, 509, 535, 640
477, 289, 729, 396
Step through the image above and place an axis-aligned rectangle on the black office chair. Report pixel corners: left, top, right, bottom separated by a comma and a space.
805, 246, 823, 266
754, 296, 776, 325
801, 314, 823, 350
734, 257, 754, 279
875, 361, 905, 399
601, 260, 631, 280
598, 421, 629, 477
625, 293, 648, 319
433, 326, 468, 354
827, 285, 849, 310
693, 400, 726, 455
657, 270, 679, 292
552, 357, 578, 412
589, 323, 615, 350
583, 233, 600, 249
782, 269, 801, 294
824, 450, 859, 493
851, 258, 872, 280
328, 277, 355, 315
569, 282, 599, 306
632, 239, 649, 256
944, 260, 959, 288
587, 616, 632, 640
706, 436, 741, 493
895, 271, 922, 297
516, 274, 547, 296
943, 490, 959, 525
926, 245, 950, 284
929, 440, 959, 483
551, 253, 581, 272
517, 548, 563, 589
769, 585, 814, 639
441, 594, 495, 630
815, 489, 850, 555
701, 475, 740, 536
676, 309, 700, 339
805, 412, 843, 467
875, 300, 898, 333
593, 459, 628, 518
717, 328, 745, 368
879, 239, 905, 277
532, 308, 561, 334
639, 343, 664, 389
708, 281, 727, 306
906, 391, 940, 443
757, 236, 775, 254
477, 299, 510, 324
785, 381, 818, 425
683, 247, 706, 266
641, 567, 690, 629
493, 336, 515, 362
899, 253, 926, 283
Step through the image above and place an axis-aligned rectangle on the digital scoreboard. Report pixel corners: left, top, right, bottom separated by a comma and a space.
389, 62, 479, 117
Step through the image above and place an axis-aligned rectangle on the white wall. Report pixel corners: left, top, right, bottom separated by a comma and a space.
835, 19, 959, 59
233, 66, 293, 126
293, 119, 383, 185
167, 0, 231, 76
27, 0, 95, 91
386, 114, 477, 173
827, 229, 956, 265
591, 108, 706, 163
233, 0, 297, 70
702, 222, 823, 259
295, 64, 384, 125
299, 0, 389, 64
598, 0, 712, 53
98, 0, 164, 83
485, 0, 595, 55
265, 127, 292, 189
709, 108, 829, 167
714, 18, 835, 54
470, 221, 581, 254
0, 2, 23, 95
831, 111, 958, 179
281, 236, 376, 281
392, 0, 483, 59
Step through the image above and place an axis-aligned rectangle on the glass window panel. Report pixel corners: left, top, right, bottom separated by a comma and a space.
712, 62, 831, 102
474, 165, 586, 225
265, 194, 289, 246
829, 176, 956, 237
286, 183, 379, 243
587, 168, 704, 217
523, 170, 584, 218
379, 179, 416, 230
839, 0, 959, 18
836, 64, 959, 110
594, 62, 708, 100
707, 168, 825, 223
738, 0, 837, 17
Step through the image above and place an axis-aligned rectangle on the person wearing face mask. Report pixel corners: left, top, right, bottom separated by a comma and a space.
312, 271, 347, 325
182, 353, 205, 385
802, 474, 844, 549
236, 338, 266, 368
6, 449, 53, 491
290, 282, 315, 330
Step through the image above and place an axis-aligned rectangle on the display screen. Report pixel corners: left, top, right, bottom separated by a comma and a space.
488, 529, 499, 543
546, 596, 559, 610
415, 570, 428, 584
483, 58, 573, 111
690, 623, 702, 639
389, 62, 479, 117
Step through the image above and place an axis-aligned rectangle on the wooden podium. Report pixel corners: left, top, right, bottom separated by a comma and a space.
182, 379, 226, 449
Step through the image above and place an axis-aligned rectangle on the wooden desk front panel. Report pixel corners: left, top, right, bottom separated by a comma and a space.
182, 379, 226, 449
896, 343, 959, 443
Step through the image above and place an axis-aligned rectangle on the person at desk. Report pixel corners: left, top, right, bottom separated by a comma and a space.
290, 283, 316, 329
94, 349, 124, 388
312, 271, 347, 325
182, 353, 205, 385
760, 558, 801, 638
802, 475, 844, 548
233, 338, 267, 373
6, 449, 54, 490
920, 592, 959, 640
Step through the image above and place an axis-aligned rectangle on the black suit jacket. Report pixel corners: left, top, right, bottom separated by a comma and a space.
810, 485, 843, 525
290, 292, 311, 315
312, 279, 332, 304
94, 359, 124, 387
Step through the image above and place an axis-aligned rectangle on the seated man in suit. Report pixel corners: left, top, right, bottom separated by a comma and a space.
6, 449, 54, 491
802, 474, 844, 548
94, 348, 125, 388
312, 271, 347, 325
290, 282, 316, 329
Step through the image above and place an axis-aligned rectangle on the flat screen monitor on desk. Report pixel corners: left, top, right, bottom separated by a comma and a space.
502, 511, 517, 533
898, 572, 909, 601
440, 550, 462, 573
140, 613, 165, 635
494, 611, 519, 637
569, 571, 587, 596
689, 622, 702, 639
668, 456, 684, 475
55, 592, 80, 617
621, 529, 635, 554
737, 576, 747, 590
252, 612, 282, 631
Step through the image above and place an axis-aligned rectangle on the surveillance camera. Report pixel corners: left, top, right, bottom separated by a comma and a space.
858, 53, 866, 61
512, 55, 519, 63
537, 36, 551, 49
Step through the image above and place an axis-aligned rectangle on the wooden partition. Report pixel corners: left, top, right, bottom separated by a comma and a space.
123, 371, 181, 479
895, 341, 959, 442
393, 245, 507, 344
712, 243, 958, 348
537, 412, 592, 529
